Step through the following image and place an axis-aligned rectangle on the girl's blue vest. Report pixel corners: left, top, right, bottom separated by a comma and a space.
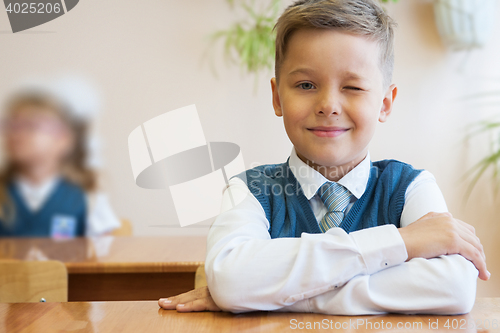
0, 178, 87, 237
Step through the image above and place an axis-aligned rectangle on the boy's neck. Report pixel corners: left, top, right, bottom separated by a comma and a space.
295, 149, 368, 182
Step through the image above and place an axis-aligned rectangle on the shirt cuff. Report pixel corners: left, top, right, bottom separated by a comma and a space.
349, 224, 408, 275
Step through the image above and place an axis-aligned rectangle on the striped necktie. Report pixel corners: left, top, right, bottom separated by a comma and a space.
317, 181, 352, 232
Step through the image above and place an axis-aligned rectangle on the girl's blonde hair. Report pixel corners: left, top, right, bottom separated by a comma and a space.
0, 90, 98, 222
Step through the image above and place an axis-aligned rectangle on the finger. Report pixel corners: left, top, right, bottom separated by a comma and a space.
454, 219, 486, 260
159, 287, 211, 309
440, 217, 484, 261
455, 223, 485, 260
176, 297, 222, 312
454, 218, 476, 234
158, 298, 176, 309
455, 241, 489, 281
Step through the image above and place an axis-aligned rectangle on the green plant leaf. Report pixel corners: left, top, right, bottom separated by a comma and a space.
205, 0, 280, 78
463, 148, 500, 202
462, 116, 500, 203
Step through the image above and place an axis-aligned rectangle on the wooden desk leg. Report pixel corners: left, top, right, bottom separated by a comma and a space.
68, 272, 196, 302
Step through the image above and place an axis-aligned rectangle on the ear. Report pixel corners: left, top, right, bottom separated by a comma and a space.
379, 83, 397, 123
271, 77, 283, 117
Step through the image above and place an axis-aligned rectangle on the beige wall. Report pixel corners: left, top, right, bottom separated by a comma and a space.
0, 0, 498, 296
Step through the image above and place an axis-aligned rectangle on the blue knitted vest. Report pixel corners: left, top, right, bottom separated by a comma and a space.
231, 158, 423, 238
0, 178, 87, 237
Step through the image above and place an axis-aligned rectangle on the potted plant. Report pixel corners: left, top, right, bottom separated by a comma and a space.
463, 104, 500, 201
206, 0, 280, 91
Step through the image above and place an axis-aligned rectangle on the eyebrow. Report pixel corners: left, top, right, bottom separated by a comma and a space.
287, 68, 367, 81
343, 71, 366, 81
287, 67, 316, 76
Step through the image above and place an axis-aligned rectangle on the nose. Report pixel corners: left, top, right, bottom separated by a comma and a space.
316, 89, 341, 116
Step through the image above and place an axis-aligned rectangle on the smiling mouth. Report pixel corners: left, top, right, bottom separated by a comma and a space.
307, 127, 350, 138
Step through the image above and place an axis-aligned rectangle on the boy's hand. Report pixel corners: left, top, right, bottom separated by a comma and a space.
398, 212, 490, 281
158, 286, 221, 312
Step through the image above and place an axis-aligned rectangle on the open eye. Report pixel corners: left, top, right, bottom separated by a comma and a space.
297, 82, 315, 90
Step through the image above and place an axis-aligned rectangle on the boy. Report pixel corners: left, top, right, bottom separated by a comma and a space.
159, 0, 488, 314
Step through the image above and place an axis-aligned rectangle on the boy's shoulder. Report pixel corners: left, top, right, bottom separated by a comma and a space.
371, 158, 425, 177
229, 161, 292, 197
369, 158, 426, 192
372, 158, 420, 170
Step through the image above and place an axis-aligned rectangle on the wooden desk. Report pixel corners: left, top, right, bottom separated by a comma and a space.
0, 236, 206, 302
1, 298, 499, 333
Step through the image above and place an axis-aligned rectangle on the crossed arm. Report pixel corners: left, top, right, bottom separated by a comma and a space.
159, 174, 489, 314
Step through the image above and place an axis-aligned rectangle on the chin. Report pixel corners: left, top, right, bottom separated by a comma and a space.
314, 147, 344, 162
305, 154, 343, 168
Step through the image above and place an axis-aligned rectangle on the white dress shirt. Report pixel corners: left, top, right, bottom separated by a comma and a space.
205, 147, 478, 315
15, 176, 121, 236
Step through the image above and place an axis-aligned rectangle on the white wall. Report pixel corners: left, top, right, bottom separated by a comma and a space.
0, 0, 498, 296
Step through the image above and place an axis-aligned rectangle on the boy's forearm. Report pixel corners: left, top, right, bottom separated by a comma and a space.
276, 254, 478, 315
205, 221, 407, 312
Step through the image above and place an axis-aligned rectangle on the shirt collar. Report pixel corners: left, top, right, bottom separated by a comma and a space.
15, 174, 60, 211
288, 146, 371, 200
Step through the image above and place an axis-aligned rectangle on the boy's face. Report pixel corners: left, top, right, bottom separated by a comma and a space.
271, 28, 397, 177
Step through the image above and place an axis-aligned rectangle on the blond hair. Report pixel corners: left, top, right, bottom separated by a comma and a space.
0, 91, 97, 222
273, 0, 397, 89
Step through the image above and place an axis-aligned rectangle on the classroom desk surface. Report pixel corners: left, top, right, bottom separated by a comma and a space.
0, 236, 206, 273
0, 236, 206, 302
2, 298, 499, 333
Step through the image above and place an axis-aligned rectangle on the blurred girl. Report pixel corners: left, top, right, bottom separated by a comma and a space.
0, 77, 121, 238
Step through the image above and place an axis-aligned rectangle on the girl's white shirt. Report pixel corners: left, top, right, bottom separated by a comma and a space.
15, 175, 121, 236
